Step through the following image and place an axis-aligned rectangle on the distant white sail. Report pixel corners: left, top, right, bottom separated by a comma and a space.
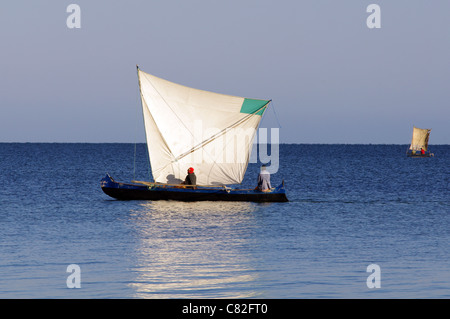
137, 68, 270, 185
409, 126, 431, 151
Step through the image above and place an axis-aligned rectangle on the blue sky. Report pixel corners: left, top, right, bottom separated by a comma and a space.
0, 1, 449, 143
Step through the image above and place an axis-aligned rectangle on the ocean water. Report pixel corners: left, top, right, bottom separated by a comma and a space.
0, 143, 448, 299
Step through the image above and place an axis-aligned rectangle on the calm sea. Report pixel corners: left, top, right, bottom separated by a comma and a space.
0, 143, 448, 299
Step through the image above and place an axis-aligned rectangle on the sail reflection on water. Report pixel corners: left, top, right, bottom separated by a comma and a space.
128, 201, 262, 298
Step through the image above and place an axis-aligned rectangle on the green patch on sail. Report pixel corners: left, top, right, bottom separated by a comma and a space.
240, 98, 270, 116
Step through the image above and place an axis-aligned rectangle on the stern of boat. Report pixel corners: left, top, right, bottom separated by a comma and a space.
273, 180, 288, 202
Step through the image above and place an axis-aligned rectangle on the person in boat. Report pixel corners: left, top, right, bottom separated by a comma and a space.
420, 148, 425, 155
181, 167, 196, 188
256, 164, 272, 192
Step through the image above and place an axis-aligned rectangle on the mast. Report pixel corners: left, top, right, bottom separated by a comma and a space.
136, 65, 154, 182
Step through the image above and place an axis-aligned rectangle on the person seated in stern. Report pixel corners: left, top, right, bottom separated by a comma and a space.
255, 164, 272, 192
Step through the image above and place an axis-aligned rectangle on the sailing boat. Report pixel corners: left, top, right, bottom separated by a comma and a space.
406, 126, 434, 157
101, 66, 288, 202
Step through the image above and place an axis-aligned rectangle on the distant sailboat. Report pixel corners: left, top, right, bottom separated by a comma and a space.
406, 126, 434, 157
101, 66, 288, 202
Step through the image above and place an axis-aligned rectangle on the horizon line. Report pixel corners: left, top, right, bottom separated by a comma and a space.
0, 142, 448, 146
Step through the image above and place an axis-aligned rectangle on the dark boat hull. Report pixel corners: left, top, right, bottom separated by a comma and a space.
101, 174, 288, 202
406, 150, 434, 157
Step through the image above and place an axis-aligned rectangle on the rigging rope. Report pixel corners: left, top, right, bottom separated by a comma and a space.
270, 100, 282, 129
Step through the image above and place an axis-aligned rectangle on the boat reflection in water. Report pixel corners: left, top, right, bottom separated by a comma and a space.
128, 201, 262, 298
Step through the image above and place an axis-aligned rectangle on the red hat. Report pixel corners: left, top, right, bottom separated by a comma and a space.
188, 167, 194, 173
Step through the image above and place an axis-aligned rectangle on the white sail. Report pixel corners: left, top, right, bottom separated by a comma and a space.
137, 68, 270, 185
409, 126, 431, 151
